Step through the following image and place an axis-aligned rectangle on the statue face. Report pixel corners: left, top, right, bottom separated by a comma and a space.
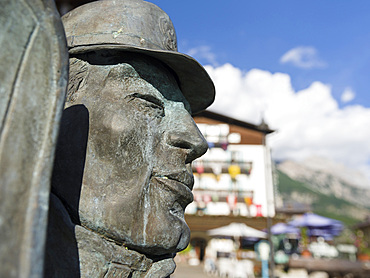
65, 54, 207, 256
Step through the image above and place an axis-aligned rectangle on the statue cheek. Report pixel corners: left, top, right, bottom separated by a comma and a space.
110, 114, 132, 133
90, 111, 133, 160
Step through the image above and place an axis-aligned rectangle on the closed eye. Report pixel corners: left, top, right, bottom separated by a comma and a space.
126, 92, 165, 118
129, 93, 164, 108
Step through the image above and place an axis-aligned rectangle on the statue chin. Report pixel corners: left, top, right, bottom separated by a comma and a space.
126, 220, 191, 257
123, 178, 192, 256
75, 176, 192, 257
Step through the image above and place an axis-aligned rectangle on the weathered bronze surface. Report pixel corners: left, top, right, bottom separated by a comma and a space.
44, 0, 215, 277
0, 0, 68, 277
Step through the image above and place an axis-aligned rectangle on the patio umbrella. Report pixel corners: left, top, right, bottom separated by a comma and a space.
288, 213, 343, 238
308, 224, 343, 238
270, 223, 300, 235
289, 213, 342, 229
207, 222, 267, 239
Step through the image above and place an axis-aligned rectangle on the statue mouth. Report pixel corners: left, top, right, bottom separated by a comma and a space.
153, 172, 194, 215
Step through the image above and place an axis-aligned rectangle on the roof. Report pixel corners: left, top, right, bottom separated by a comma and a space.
194, 110, 275, 134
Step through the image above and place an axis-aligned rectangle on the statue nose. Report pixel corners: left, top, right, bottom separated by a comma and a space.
166, 111, 208, 163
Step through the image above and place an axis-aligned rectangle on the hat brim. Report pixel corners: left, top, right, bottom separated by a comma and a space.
68, 44, 215, 114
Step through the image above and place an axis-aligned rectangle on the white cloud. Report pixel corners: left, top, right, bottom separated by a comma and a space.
186, 45, 218, 66
280, 46, 327, 69
341, 87, 355, 103
205, 64, 370, 181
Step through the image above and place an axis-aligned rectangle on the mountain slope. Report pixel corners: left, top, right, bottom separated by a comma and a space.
278, 158, 370, 208
276, 170, 368, 226
275, 158, 370, 226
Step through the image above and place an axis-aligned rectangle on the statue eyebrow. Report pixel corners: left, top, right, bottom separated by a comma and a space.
126, 93, 164, 107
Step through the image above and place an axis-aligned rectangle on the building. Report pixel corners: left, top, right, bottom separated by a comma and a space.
186, 110, 279, 260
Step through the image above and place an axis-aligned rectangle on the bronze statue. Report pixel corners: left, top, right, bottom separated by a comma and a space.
0, 0, 68, 277
44, 0, 215, 277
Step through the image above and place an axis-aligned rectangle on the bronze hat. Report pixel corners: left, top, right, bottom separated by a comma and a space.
62, 0, 215, 114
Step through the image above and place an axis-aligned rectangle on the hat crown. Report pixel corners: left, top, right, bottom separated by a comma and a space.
62, 0, 177, 52
62, 0, 216, 114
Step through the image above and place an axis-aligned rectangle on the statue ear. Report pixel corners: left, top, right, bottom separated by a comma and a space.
51, 104, 89, 224
67, 58, 89, 103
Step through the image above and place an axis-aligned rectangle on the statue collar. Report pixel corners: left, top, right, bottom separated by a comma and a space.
45, 193, 175, 277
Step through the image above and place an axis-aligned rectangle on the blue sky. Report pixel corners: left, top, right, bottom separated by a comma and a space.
151, 0, 370, 183
152, 0, 370, 108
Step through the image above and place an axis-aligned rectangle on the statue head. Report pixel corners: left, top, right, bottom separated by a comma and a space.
51, 0, 214, 257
